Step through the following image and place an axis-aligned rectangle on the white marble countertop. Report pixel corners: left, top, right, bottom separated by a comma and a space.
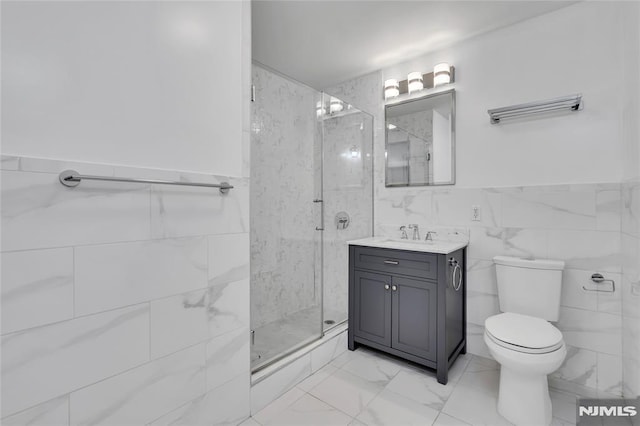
347, 236, 468, 254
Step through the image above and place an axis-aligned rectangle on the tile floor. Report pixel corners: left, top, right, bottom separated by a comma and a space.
242, 347, 580, 426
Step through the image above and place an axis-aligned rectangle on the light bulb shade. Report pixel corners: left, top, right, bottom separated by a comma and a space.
433, 63, 451, 86
407, 71, 424, 93
350, 145, 359, 158
384, 79, 400, 99
329, 97, 343, 113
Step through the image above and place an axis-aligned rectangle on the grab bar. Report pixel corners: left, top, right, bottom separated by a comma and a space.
58, 170, 233, 194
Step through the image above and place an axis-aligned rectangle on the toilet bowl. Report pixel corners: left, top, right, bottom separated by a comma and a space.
484, 312, 566, 426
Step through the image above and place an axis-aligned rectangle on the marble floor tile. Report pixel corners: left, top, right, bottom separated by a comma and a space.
261, 393, 353, 426
340, 351, 403, 386
549, 390, 580, 424
441, 382, 513, 426
432, 413, 472, 426
297, 364, 339, 392
254, 352, 579, 426
308, 368, 384, 417
238, 417, 261, 426
384, 369, 455, 411
253, 387, 306, 425
355, 389, 439, 426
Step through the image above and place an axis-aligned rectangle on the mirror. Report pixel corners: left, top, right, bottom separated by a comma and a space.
385, 89, 455, 187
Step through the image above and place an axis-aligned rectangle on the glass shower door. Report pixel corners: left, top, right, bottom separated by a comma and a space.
320, 96, 374, 332
249, 64, 323, 371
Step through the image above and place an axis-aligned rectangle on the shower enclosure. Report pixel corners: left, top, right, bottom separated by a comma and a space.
250, 64, 373, 371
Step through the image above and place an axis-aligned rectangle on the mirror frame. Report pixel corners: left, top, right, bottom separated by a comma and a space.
384, 88, 456, 187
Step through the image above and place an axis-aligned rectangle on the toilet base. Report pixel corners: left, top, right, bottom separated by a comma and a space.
497, 366, 553, 426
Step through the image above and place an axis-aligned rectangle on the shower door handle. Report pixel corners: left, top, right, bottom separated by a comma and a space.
314, 199, 324, 231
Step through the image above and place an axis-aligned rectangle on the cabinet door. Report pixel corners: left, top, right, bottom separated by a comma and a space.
353, 270, 391, 347
391, 276, 437, 361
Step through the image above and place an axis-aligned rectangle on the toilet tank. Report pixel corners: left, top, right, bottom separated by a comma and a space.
493, 256, 565, 321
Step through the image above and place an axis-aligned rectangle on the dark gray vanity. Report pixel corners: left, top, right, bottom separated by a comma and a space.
348, 238, 467, 385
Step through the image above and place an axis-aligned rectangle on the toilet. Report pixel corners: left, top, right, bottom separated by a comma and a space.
484, 256, 566, 426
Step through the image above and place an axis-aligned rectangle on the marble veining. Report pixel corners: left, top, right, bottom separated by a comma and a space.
1, 154, 251, 423
2, 304, 149, 416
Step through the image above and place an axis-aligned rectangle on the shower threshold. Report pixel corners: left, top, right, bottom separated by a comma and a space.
251, 305, 345, 372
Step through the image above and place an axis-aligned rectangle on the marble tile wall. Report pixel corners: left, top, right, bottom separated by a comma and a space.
326, 71, 626, 397
251, 66, 375, 332
0, 155, 251, 424
250, 65, 320, 329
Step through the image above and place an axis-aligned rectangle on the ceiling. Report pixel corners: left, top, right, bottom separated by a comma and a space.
252, 1, 576, 89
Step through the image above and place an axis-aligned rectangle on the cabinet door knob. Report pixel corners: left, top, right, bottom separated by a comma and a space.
384, 284, 390, 290
392, 285, 397, 291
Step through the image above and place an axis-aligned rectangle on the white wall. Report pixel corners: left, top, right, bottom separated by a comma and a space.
1, 1, 252, 423
383, 2, 629, 187
2, 1, 244, 177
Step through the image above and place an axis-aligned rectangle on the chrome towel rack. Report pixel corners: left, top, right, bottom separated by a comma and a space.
488, 94, 583, 124
58, 169, 233, 194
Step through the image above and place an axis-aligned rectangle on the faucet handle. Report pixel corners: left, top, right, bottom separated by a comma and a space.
408, 224, 418, 229
399, 225, 408, 239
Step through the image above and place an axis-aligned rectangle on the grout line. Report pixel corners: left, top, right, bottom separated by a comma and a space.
72, 246, 76, 319
0, 283, 217, 337
148, 301, 152, 362
0, 230, 249, 255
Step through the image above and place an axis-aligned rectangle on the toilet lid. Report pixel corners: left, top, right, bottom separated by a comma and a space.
485, 313, 563, 351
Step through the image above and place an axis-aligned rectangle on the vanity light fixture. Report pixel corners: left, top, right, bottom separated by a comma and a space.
316, 101, 325, 117
384, 79, 400, 99
433, 62, 451, 86
407, 72, 424, 93
383, 64, 454, 100
329, 97, 344, 113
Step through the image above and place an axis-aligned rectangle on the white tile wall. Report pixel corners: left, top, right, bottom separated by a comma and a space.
148, 373, 250, 426
150, 289, 210, 359
75, 237, 208, 316
2, 304, 150, 415
1, 395, 70, 426
70, 344, 206, 425
1, 155, 251, 424
1, 170, 151, 251
1, 248, 74, 334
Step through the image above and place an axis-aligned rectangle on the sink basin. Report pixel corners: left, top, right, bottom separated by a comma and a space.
347, 236, 467, 254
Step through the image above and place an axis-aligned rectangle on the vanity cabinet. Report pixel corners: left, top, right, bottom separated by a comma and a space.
348, 244, 466, 385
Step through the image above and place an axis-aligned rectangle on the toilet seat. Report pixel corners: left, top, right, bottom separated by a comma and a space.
485, 312, 563, 354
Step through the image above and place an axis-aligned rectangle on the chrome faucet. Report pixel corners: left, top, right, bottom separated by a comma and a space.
399, 226, 408, 239
425, 231, 437, 242
408, 224, 420, 240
